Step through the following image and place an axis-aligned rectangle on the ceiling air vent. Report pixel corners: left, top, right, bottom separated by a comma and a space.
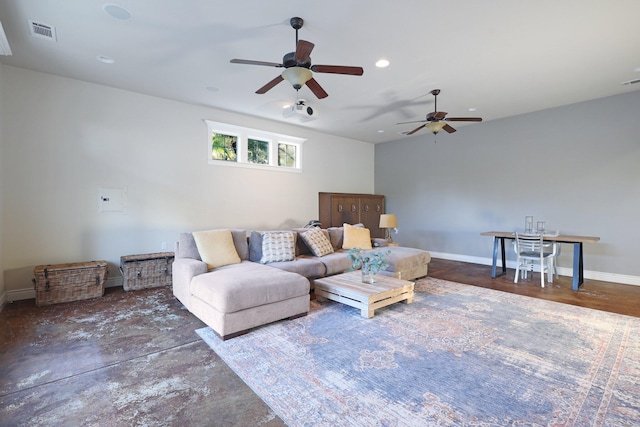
29, 20, 57, 41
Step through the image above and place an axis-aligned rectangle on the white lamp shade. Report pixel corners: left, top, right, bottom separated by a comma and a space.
379, 214, 398, 228
426, 121, 447, 134
281, 67, 313, 90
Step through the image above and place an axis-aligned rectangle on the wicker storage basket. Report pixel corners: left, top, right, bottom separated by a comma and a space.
120, 252, 174, 291
33, 261, 108, 306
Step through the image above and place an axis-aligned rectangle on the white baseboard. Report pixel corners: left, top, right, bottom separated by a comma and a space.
5, 276, 123, 303
429, 252, 640, 287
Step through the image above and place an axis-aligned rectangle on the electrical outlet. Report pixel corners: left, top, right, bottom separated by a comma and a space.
161, 241, 167, 250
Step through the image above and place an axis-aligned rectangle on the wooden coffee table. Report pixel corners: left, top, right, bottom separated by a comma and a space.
313, 271, 414, 318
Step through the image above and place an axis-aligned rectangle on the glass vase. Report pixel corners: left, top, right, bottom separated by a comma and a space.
362, 270, 375, 284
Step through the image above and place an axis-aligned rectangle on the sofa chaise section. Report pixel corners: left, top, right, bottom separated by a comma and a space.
173, 230, 310, 340
189, 261, 309, 340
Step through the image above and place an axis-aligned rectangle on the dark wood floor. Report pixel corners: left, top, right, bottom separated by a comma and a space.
429, 258, 640, 318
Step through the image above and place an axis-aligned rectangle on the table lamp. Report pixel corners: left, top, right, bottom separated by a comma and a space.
379, 214, 398, 244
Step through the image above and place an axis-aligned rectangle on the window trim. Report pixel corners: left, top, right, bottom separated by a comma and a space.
205, 120, 305, 172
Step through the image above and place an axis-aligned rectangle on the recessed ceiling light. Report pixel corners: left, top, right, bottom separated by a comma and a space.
377, 130, 385, 133
103, 4, 132, 20
97, 55, 114, 64
375, 59, 390, 68
468, 107, 477, 112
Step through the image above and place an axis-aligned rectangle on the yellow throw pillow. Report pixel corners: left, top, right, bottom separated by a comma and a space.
192, 229, 241, 270
342, 223, 372, 250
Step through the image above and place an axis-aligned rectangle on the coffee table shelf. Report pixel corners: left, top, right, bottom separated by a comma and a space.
313, 271, 414, 318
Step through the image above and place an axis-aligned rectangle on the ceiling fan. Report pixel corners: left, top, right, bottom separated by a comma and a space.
230, 17, 364, 99
398, 89, 483, 135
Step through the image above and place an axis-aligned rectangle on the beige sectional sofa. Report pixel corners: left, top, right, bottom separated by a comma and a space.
172, 225, 431, 340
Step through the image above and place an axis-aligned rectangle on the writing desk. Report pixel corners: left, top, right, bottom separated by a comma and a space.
481, 231, 600, 290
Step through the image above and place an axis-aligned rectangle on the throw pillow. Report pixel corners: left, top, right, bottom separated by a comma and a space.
248, 231, 265, 262
192, 229, 241, 270
178, 232, 201, 260
300, 228, 334, 257
342, 223, 372, 250
260, 231, 296, 263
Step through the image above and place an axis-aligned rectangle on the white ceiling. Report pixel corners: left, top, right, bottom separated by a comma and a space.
1, 0, 639, 143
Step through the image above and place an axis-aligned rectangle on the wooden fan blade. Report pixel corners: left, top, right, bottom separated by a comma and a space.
305, 78, 328, 99
396, 120, 427, 125
445, 117, 483, 122
294, 40, 315, 63
230, 59, 283, 68
255, 75, 284, 94
443, 124, 457, 133
433, 111, 448, 120
406, 124, 426, 135
310, 65, 364, 76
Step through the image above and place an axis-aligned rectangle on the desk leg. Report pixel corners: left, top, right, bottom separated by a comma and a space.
500, 237, 507, 276
572, 242, 584, 291
491, 237, 507, 278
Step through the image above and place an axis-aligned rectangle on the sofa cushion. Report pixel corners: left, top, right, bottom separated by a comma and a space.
384, 247, 432, 274
190, 261, 309, 314
230, 229, 249, 261
260, 231, 296, 263
299, 227, 334, 257
178, 232, 201, 260
192, 229, 241, 270
342, 223, 372, 250
265, 256, 326, 279
315, 250, 355, 276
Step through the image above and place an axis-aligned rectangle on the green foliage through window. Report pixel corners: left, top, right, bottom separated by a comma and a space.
248, 138, 269, 164
211, 132, 237, 161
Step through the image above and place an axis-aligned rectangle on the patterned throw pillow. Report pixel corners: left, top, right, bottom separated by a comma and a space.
300, 228, 334, 257
260, 231, 296, 264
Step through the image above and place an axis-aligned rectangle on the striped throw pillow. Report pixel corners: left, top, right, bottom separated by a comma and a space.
260, 231, 296, 264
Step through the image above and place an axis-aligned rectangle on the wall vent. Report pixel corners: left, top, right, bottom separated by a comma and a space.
621, 78, 640, 86
29, 20, 57, 41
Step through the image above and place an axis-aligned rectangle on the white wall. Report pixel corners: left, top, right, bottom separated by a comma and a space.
375, 90, 640, 284
1, 66, 374, 298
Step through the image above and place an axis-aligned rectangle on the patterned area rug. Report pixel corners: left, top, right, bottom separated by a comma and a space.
197, 277, 640, 426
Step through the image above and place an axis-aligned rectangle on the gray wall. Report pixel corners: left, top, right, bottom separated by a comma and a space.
375, 90, 640, 282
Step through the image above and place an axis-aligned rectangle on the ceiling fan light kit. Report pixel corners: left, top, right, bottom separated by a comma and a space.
426, 121, 447, 134
281, 67, 312, 90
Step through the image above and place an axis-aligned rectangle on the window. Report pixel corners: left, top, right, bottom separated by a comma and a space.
211, 132, 238, 161
206, 120, 304, 172
278, 143, 297, 167
248, 138, 269, 165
